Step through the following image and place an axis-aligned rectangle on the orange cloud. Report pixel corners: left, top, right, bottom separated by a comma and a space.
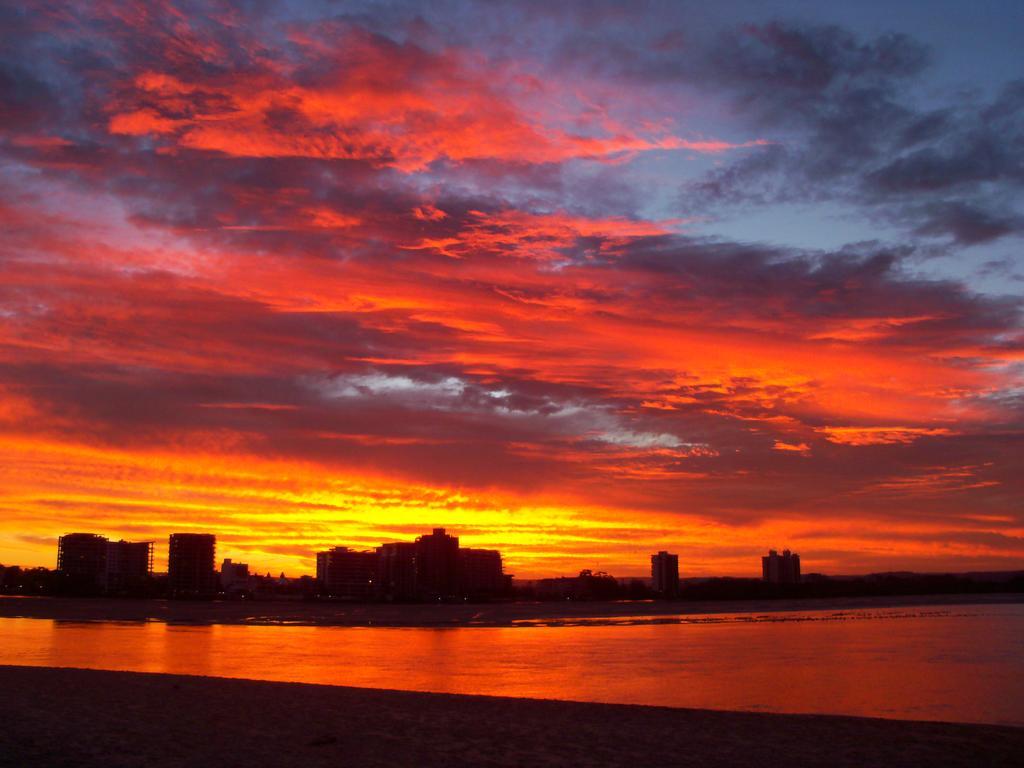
820, 427, 956, 446
402, 209, 679, 260
773, 441, 810, 453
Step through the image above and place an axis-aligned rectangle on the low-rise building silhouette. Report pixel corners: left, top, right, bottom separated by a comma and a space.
220, 558, 250, 595
535, 570, 619, 600
651, 551, 680, 598
168, 533, 217, 598
316, 546, 378, 599
762, 549, 801, 584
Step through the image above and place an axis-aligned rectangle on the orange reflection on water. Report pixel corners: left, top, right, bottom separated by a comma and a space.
2, 605, 1022, 725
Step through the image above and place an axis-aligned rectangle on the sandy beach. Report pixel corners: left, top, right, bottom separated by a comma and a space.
1, 665, 1021, 767
2, 592, 1020, 628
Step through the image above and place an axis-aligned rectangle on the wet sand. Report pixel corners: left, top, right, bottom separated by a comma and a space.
1, 665, 1020, 767
2, 592, 1020, 627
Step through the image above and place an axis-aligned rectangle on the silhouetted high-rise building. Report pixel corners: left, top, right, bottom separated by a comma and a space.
319, 528, 512, 602
415, 528, 460, 600
168, 533, 217, 598
651, 551, 680, 598
57, 533, 109, 591
762, 549, 801, 584
316, 546, 378, 599
376, 542, 418, 601
104, 539, 154, 593
458, 548, 504, 598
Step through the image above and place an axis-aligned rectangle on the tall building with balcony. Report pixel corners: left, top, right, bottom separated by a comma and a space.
762, 549, 801, 584
168, 533, 217, 598
104, 539, 154, 593
316, 546, 378, 600
56, 533, 109, 592
651, 551, 680, 598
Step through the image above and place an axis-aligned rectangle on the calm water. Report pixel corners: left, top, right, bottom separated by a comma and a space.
2, 603, 1023, 725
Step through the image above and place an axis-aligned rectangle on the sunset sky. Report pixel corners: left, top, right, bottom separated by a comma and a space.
1, 1, 1022, 578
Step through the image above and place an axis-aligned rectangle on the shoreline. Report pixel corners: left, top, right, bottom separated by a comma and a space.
1, 665, 1021, 767
1, 591, 1020, 628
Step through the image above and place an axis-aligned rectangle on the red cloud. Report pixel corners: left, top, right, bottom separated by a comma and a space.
820, 427, 956, 446
106, 27, 760, 170
401, 209, 679, 260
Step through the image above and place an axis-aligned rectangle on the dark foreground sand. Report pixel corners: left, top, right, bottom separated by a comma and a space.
1, 666, 1021, 767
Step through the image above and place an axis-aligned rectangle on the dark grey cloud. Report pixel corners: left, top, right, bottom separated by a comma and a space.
604, 235, 1022, 338
671, 24, 1024, 247
913, 202, 1023, 246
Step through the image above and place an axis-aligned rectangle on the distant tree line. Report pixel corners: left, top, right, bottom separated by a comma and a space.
674, 572, 1024, 602
513, 570, 1024, 602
